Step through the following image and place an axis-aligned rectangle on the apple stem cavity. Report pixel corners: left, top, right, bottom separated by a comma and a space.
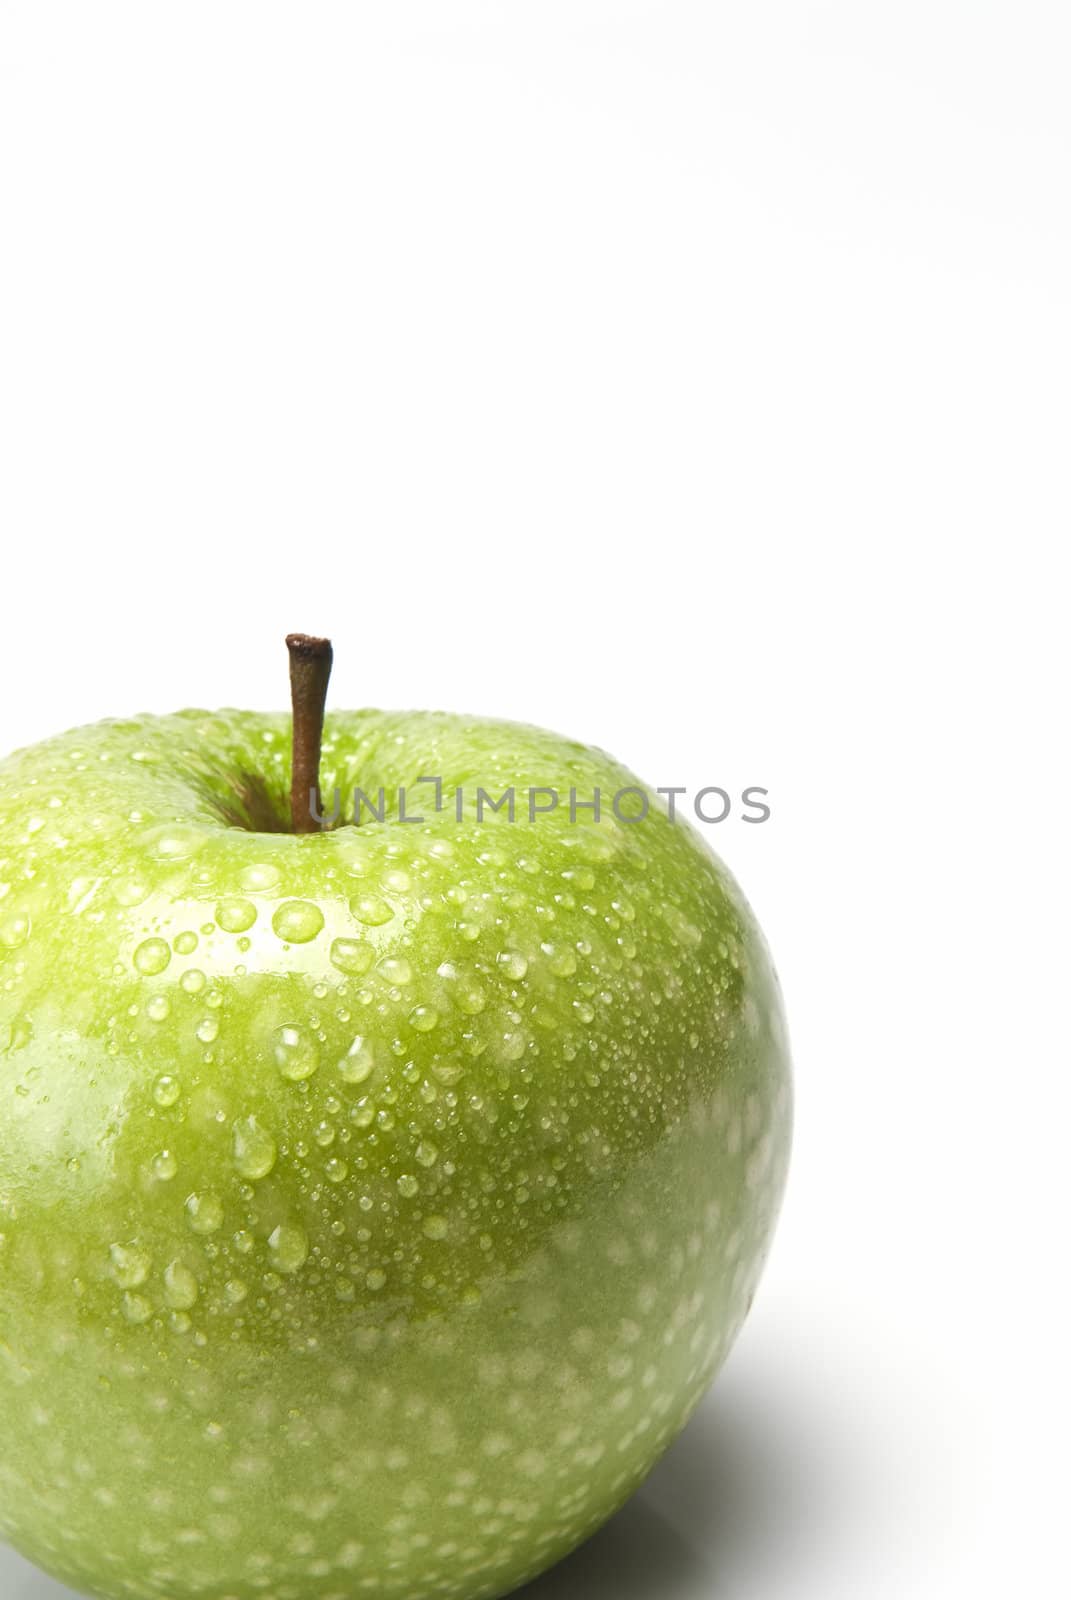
286, 633, 333, 834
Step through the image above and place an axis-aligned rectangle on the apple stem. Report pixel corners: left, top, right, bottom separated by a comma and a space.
286, 634, 333, 834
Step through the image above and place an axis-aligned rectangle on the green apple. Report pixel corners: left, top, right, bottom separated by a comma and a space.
0, 643, 791, 1600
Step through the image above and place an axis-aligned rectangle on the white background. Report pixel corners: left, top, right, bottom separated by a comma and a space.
1, 4, 1069, 1597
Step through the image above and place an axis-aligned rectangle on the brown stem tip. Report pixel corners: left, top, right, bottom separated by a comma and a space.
286, 633, 333, 833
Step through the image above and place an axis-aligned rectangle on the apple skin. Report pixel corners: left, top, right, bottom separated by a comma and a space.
0, 709, 791, 1600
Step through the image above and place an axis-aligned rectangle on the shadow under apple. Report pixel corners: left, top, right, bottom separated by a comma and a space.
519, 1354, 831, 1600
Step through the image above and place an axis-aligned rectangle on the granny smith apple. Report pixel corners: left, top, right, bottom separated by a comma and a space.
0, 640, 791, 1600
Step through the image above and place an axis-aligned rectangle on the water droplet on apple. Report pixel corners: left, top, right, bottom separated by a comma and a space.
324, 1157, 349, 1183
397, 1174, 419, 1198
422, 1214, 448, 1240
152, 1150, 177, 1181
174, 930, 199, 955
185, 1191, 224, 1234
272, 1024, 320, 1081
268, 1223, 308, 1274
216, 898, 257, 934
180, 968, 206, 994
543, 942, 577, 977
497, 951, 528, 981
379, 956, 412, 985
661, 904, 703, 948
338, 1035, 376, 1084
163, 1261, 199, 1310
153, 1074, 180, 1107
133, 937, 171, 976
111, 876, 150, 908
330, 937, 373, 975
110, 1243, 152, 1288
0, 913, 31, 949
408, 1005, 438, 1033
232, 1116, 277, 1180
239, 862, 281, 893
272, 900, 325, 943
457, 983, 487, 1016
415, 1140, 439, 1168
146, 995, 171, 1023
196, 1016, 220, 1044
1, 1015, 32, 1052
224, 1278, 248, 1304
122, 1292, 153, 1324
499, 1030, 528, 1062
145, 823, 202, 860
350, 894, 393, 927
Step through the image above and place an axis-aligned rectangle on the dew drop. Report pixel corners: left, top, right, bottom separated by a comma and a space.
330, 937, 373, 975
110, 1243, 151, 1288
338, 1035, 376, 1085
174, 931, 199, 956
379, 956, 413, 986
180, 969, 206, 995
216, 898, 257, 934
422, 1215, 448, 1240
662, 904, 703, 948
415, 1140, 439, 1168
196, 1016, 220, 1044
499, 1030, 528, 1062
163, 1261, 199, 1311
350, 894, 393, 927
123, 1292, 153, 1324
272, 900, 325, 943
544, 943, 577, 977
1, 1016, 32, 1053
458, 984, 487, 1016
147, 995, 171, 1023
153, 1075, 181, 1108
408, 1005, 439, 1033
152, 1150, 178, 1181
232, 1116, 277, 1180
272, 1025, 320, 1082
268, 1223, 309, 1274
146, 824, 201, 861
185, 1191, 224, 1235
396, 1174, 420, 1199
134, 938, 171, 976
325, 1157, 349, 1184
497, 951, 528, 981
111, 876, 150, 908
0, 914, 31, 949
239, 862, 281, 894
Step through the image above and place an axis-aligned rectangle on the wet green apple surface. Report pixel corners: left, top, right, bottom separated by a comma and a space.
0, 708, 791, 1600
